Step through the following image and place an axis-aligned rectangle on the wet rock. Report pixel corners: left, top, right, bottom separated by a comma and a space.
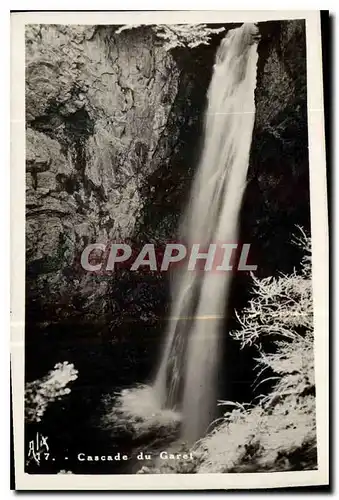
25, 25, 181, 324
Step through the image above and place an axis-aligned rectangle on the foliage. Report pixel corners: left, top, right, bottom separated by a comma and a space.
115, 24, 225, 51
25, 362, 78, 423
232, 228, 312, 348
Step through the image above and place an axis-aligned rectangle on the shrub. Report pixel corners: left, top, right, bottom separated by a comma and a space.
25, 362, 78, 423
115, 24, 225, 51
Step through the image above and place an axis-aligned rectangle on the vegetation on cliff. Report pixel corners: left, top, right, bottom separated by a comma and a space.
115, 24, 225, 51
25, 362, 78, 423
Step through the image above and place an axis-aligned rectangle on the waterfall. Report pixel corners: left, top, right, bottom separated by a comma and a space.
154, 23, 259, 443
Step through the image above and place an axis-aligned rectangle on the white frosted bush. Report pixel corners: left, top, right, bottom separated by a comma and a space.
25, 362, 78, 423
115, 24, 225, 51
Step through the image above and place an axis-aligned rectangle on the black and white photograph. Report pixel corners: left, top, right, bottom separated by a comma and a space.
10, 10, 329, 490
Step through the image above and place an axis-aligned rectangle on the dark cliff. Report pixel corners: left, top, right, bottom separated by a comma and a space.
26, 26, 177, 324
244, 19, 309, 275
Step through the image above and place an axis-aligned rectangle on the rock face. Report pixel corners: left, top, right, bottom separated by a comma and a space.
25, 21, 309, 329
242, 20, 310, 276
26, 25, 183, 324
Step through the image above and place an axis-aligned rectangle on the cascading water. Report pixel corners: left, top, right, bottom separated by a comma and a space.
154, 23, 259, 443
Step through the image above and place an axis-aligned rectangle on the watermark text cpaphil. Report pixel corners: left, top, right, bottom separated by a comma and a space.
79, 242, 258, 274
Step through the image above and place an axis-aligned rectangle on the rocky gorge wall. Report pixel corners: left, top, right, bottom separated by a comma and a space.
26, 25, 187, 326
244, 19, 309, 276
25, 21, 309, 334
